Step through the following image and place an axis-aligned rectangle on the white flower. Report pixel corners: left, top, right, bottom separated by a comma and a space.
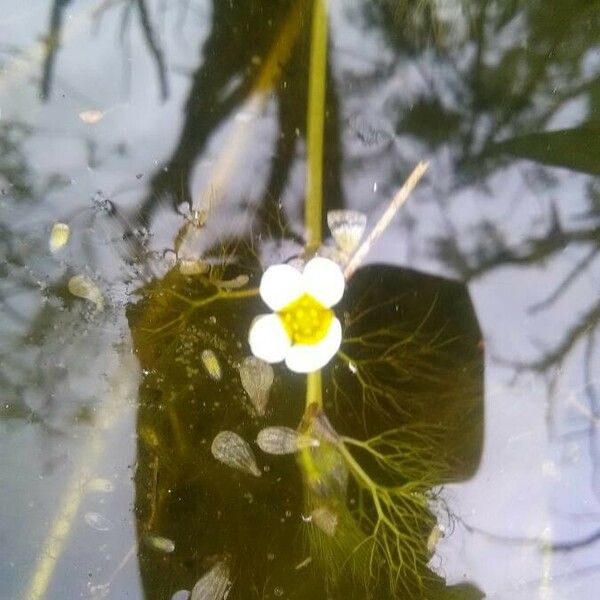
249, 257, 345, 373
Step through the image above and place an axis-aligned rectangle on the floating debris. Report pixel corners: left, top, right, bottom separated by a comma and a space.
348, 114, 391, 147
179, 259, 209, 275
201, 349, 222, 381
171, 591, 191, 600
211, 431, 261, 477
190, 560, 232, 600
427, 524, 445, 553
78, 109, 105, 124
89, 582, 111, 599
234, 111, 254, 123
84, 511, 113, 532
91, 190, 115, 215
68, 274, 104, 311
49, 222, 70, 252
314, 245, 346, 268
310, 506, 338, 538
212, 274, 249, 289
256, 426, 319, 455
86, 478, 114, 493
294, 556, 312, 570
143, 533, 175, 554
238, 356, 274, 416
327, 209, 367, 254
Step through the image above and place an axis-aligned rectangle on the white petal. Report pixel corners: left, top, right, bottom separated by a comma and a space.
302, 257, 345, 307
259, 264, 304, 310
249, 314, 291, 363
285, 318, 342, 373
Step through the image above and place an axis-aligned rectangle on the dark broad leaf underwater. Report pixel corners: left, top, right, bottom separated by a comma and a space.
127, 256, 484, 600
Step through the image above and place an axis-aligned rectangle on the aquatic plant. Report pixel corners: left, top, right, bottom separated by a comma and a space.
124, 2, 483, 599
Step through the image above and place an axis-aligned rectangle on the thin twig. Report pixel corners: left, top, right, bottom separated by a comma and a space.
344, 161, 429, 279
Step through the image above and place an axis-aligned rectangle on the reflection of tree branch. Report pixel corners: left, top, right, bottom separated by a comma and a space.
529, 246, 600, 313
135, 0, 169, 101
459, 516, 600, 553
457, 227, 599, 280
41, 0, 73, 101
256, 37, 345, 239
509, 299, 600, 372
137, 1, 285, 223
137, 1, 347, 233
583, 331, 600, 505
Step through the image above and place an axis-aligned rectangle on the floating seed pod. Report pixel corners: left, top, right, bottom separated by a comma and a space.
211, 431, 261, 477
78, 109, 105, 124
327, 209, 367, 254
84, 511, 113, 532
256, 426, 319, 455
144, 533, 175, 554
310, 506, 338, 538
49, 222, 70, 252
201, 349, 222, 381
238, 356, 274, 416
190, 560, 232, 600
68, 274, 104, 311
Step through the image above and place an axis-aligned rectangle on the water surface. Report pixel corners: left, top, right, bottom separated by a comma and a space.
1, 1, 599, 599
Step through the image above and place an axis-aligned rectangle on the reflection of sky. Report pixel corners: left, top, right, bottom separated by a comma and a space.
1, 1, 599, 598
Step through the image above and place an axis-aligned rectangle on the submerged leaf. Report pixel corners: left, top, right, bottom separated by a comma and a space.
190, 560, 232, 600
211, 431, 261, 477
238, 356, 274, 416
310, 506, 338, 538
49, 222, 70, 252
327, 209, 367, 254
256, 426, 319, 455
68, 274, 104, 311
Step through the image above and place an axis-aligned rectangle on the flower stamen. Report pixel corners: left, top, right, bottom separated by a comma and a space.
278, 293, 333, 345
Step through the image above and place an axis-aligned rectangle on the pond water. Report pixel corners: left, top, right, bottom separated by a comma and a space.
1, 1, 599, 599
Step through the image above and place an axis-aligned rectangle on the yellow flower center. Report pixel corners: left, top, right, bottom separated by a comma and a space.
278, 293, 333, 345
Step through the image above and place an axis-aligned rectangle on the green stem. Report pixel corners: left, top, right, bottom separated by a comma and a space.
337, 440, 378, 493
303, 0, 328, 414
305, 0, 328, 251
306, 369, 323, 409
